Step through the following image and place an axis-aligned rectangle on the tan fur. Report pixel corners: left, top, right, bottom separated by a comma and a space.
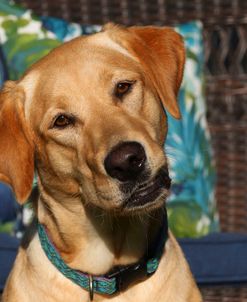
0, 24, 202, 302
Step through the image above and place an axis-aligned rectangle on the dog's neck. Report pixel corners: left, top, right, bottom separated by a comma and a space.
37, 189, 165, 275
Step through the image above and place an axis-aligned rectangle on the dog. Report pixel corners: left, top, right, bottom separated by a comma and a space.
0, 24, 202, 302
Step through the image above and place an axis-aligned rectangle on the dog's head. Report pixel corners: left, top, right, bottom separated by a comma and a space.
0, 24, 185, 214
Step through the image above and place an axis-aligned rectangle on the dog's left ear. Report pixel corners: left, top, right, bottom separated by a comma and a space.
128, 26, 185, 119
0, 81, 34, 203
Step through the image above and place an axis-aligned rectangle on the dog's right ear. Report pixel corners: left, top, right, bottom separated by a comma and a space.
0, 81, 34, 204
105, 24, 185, 119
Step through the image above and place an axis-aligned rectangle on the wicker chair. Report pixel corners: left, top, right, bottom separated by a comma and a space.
12, 0, 247, 301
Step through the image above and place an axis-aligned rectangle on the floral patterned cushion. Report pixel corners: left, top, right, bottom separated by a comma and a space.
166, 23, 219, 237
0, 1, 219, 237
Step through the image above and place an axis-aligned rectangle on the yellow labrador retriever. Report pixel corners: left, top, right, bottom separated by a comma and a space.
0, 24, 202, 302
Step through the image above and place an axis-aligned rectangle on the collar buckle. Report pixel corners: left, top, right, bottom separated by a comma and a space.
107, 260, 147, 292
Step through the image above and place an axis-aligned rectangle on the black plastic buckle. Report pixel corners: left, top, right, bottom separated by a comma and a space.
107, 261, 147, 292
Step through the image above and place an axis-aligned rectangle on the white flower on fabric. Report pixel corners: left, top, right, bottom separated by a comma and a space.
0, 15, 17, 22
18, 11, 56, 39
173, 133, 183, 144
194, 153, 201, 167
196, 215, 210, 233
184, 60, 202, 97
22, 207, 33, 226
63, 24, 83, 42
0, 27, 7, 43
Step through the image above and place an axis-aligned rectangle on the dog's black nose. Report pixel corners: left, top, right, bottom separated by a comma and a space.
104, 142, 146, 182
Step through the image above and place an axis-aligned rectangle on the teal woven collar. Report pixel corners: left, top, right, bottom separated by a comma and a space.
37, 213, 168, 300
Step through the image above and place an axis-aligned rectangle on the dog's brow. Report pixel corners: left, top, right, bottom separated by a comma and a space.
91, 34, 137, 61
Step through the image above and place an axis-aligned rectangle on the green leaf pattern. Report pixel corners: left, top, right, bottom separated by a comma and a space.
0, 4, 61, 79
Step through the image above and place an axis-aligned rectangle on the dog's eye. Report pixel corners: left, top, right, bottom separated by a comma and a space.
53, 114, 74, 129
115, 82, 133, 98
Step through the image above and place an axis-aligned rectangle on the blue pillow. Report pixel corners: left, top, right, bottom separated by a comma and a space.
0, 183, 18, 224
179, 233, 247, 284
0, 233, 19, 291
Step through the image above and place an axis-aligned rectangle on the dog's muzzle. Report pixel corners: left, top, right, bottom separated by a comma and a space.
123, 167, 171, 208
104, 141, 170, 209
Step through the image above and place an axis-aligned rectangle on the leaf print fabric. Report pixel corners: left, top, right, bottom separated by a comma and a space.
166, 23, 219, 237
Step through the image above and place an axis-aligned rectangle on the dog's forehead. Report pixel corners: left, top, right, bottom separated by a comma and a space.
20, 31, 139, 118
24, 31, 136, 75
89, 33, 135, 60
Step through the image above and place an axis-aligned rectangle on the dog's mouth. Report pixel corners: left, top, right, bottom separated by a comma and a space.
122, 167, 171, 210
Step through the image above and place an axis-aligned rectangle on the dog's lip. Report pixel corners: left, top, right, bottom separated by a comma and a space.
123, 168, 171, 208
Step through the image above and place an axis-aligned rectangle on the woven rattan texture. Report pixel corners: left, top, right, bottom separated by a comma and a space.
200, 285, 247, 302
14, 0, 247, 25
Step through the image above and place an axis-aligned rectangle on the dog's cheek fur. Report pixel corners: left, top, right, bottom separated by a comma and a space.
34, 137, 81, 198
33, 127, 122, 209
141, 89, 168, 144
77, 130, 124, 209
80, 177, 123, 209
